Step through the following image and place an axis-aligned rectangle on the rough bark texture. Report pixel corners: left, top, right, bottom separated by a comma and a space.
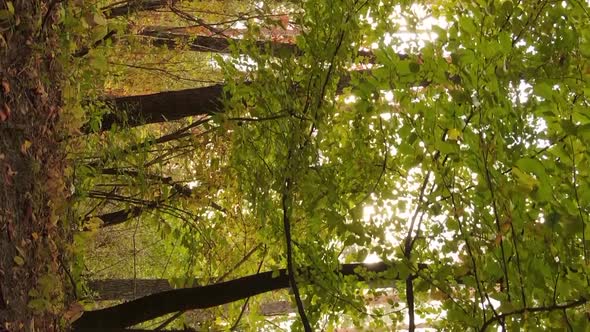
99, 84, 225, 131
72, 262, 396, 329
88, 278, 179, 300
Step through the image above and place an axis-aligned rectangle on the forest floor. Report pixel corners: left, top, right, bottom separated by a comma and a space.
0, 1, 72, 331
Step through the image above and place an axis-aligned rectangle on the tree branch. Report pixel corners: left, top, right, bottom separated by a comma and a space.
72, 261, 406, 329
282, 176, 312, 332
479, 297, 588, 332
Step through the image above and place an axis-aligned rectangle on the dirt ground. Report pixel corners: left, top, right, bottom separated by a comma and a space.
0, 1, 71, 331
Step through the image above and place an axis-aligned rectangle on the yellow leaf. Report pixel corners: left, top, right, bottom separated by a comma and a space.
13, 255, 24, 266
85, 217, 103, 231
430, 289, 448, 301
447, 128, 461, 141
94, 13, 107, 25
20, 140, 32, 155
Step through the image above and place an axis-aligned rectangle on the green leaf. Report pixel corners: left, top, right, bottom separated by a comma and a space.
534, 83, 553, 99
271, 267, 281, 278
28, 298, 48, 312
93, 13, 107, 26
515, 158, 551, 201
560, 119, 577, 135
501, 1, 513, 16
459, 16, 476, 34
512, 167, 539, 193
497, 301, 516, 314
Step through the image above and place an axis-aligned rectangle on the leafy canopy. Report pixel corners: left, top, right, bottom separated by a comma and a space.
221, 0, 590, 329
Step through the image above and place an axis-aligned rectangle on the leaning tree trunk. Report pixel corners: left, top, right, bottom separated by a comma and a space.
71, 262, 401, 330
89, 278, 298, 316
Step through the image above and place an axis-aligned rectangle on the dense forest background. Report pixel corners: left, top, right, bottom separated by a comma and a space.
1, 0, 590, 331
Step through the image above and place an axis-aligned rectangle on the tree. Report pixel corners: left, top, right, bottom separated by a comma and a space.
72, 262, 404, 329
101, 0, 176, 18
74, 0, 590, 330
88, 278, 175, 300
98, 84, 224, 131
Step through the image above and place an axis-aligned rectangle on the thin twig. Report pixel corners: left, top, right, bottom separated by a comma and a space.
480, 133, 511, 301
230, 250, 266, 330
282, 175, 312, 332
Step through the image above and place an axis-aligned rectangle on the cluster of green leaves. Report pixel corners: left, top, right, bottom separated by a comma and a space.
56, 0, 123, 133
70, 0, 590, 330
220, 0, 590, 330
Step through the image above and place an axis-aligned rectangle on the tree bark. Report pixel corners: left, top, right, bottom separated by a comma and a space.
88, 279, 298, 315
89, 281, 396, 311
88, 278, 190, 300
98, 84, 225, 131
102, 0, 175, 19
94, 71, 366, 132
139, 27, 303, 57
72, 262, 401, 329
139, 26, 378, 61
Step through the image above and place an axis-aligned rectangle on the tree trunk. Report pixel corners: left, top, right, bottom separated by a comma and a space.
102, 0, 175, 19
89, 281, 396, 314
75, 329, 194, 332
72, 262, 400, 330
139, 27, 303, 57
94, 70, 368, 132
93, 59, 442, 132
88, 278, 189, 300
98, 84, 225, 131
88, 279, 298, 316
88, 279, 296, 312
